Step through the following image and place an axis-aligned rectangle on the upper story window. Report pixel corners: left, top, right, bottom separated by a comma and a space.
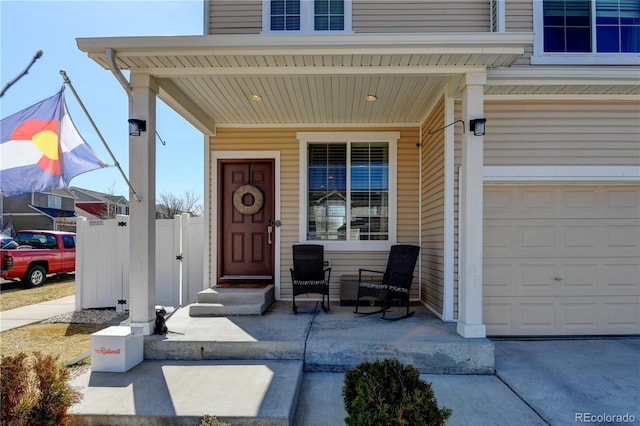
533, 0, 640, 64
298, 132, 398, 251
264, 0, 352, 34
47, 195, 62, 209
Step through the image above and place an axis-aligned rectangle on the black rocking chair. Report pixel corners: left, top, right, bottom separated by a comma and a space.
354, 244, 420, 320
290, 244, 331, 313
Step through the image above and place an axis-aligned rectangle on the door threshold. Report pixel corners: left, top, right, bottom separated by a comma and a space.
219, 276, 272, 280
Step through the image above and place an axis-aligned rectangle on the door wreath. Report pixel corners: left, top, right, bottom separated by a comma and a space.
233, 184, 264, 215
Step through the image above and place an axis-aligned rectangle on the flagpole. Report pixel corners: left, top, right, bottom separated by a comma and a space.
59, 70, 142, 203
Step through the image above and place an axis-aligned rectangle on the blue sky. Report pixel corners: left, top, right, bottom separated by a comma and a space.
1, 0, 205, 200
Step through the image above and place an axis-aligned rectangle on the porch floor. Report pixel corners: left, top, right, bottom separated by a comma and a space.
69, 301, 494, 425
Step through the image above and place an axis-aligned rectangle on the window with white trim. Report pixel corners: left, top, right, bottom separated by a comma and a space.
47, 195, 61, 209
263, 0, 352, 33
533, 0, 640, 64
298, 132, 398, 250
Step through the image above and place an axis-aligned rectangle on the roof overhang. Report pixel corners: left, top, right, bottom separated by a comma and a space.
77, 33, 536, 132
487, 67, 640, 96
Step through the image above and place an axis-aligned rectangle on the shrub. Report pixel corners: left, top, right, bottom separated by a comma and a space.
343, 358, 452, 426
201, 414, 231, 426
1, 352, 82, 426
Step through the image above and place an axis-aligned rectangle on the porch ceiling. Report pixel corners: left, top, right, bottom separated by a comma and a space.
77, 33, 535, 133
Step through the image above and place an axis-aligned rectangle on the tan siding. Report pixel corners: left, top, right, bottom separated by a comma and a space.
453, 101, 465, 320
209, 126, 420, 300
484, 100, 640, 167
208, 0, 262, 35
421, 97, 447, 315
505, 0, 533, 65
353, 0, 490, 33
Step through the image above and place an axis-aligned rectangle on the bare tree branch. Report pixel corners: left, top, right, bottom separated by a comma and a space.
157, 191, 202, 218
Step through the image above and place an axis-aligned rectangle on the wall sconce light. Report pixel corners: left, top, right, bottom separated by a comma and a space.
128, 119, 146, 136
470, 118, 486, 136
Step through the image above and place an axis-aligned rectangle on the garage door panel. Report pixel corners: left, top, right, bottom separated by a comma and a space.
605, 263, 640, 288
484, 296, 640, 336
485, 257, 639, 297
484, 185, 640, 336
486, 219, 639, 258
483, 263, 513, 296
605, 303, 640, 327
605, 223, 640, 250
485, 187, 640, 219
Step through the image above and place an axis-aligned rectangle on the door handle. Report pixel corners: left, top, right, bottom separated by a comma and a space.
268, 225, 273, 245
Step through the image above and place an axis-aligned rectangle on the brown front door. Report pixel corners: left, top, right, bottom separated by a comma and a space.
218, 160, 275, 283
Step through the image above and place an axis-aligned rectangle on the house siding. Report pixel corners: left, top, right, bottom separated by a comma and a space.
505, 0, 533, 65
352, 0, 490, 33
420, 97, 446, 316
454, 97, 640, 315
484, 100, 640, 166
207, 0, 492, 35
207, 0, 262, 35
209, 126, 420, 300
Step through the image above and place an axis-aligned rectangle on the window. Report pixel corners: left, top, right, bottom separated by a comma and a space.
595, 0, 640, 52
271, 0, 300, 31
298, 132, 398, 250
314, 0, 345, 31
14, 232, 57, 249
534, 0, 640, 64
62, 235, 76, 249
264, 0, 351, 33
47, 195, 61, 209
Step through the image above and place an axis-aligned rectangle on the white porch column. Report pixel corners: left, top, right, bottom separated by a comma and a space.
128, 73, 157, 335
457, 71, 487, 338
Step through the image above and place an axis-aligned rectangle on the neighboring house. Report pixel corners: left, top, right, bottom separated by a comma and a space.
0, 187, 129, 233
77, 0, 639, 337
68, 186, 129, 219
0, 189, 77, 232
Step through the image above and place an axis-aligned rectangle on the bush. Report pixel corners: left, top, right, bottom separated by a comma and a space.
200, 414, 231, 426
343, 358, 452, 426
1, 352, 82, 426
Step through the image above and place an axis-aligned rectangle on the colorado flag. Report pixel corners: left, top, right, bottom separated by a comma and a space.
0, 89, 106, 196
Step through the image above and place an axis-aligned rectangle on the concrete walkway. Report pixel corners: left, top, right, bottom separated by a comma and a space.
1, 297, 638, 425
67, 337, 640, 426
0, 294, 75, 332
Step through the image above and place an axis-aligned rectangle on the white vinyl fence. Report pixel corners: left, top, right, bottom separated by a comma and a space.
75, 213, 204, 311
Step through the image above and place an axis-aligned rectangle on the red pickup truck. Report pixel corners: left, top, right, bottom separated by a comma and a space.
0, 230, 76, 287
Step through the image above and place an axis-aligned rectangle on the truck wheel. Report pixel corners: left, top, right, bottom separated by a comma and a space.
24, 265, 47, 287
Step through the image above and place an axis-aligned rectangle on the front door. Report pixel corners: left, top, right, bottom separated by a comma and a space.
218, 160, 275, 283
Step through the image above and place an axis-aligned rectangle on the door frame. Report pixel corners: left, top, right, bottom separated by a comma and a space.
210, 151, 281, 292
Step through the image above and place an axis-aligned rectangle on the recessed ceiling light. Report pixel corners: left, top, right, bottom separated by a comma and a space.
364, 95, 377, 102
249, 94, 262, 101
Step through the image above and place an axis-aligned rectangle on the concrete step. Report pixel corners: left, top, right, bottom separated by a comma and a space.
150, 303, 495, 374
68, 360, 304, 426
196, 285, 275, 304
189, 285, 275, 316
189, 302, 270, 317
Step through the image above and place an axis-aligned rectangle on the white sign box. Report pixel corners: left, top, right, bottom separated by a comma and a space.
91, 326, 143, 372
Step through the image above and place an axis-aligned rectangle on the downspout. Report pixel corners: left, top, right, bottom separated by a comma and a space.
418, 125, 423, 302
106, 48, 133, 107
104, 48, 142, 203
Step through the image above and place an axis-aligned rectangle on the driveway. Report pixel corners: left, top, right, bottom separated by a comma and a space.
493, 338, 640, 425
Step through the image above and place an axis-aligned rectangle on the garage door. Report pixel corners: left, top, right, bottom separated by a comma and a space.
483, 185, 640, 336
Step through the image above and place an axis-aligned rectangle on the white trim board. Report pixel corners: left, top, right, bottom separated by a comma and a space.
484, 166, 640, 183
